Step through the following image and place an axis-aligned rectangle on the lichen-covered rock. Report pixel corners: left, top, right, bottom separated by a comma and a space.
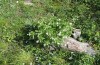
61, 37, 96, 56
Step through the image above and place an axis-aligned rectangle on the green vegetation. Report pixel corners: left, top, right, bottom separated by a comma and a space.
0, 0, 100, 65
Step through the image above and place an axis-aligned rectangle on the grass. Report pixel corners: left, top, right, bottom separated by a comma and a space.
0, 0, 100, 65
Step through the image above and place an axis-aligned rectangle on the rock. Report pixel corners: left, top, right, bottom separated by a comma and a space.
61, 37, 96, 56
24, 0, 33, 6
72, 29, 81, 39
49, 46, 55, 51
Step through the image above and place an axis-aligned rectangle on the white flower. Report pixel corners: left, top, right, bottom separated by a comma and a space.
30, 62, 32, 65
58, 19, 61, 21
70, 23, 72, 25
59, 26, 61, 29
36, 57, 38, 61
22, 63, 25, 65
16, 1, 19, 3
51, 37, 55, 40
57, 43, 60, 45
71, 52, 74, 54
62, 29, 66, 32
56, 22, 59, 26
57, 22, 59, 25
36, 40, 39, 43
58, 32, 61, 36
68, 56, 73, 60
46, 32, 49, 35
72, 18, 76, 21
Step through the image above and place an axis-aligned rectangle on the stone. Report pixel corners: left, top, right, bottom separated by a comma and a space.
24, 0, 33, 6
72, 29, 81, 39
61, 37, 96, 56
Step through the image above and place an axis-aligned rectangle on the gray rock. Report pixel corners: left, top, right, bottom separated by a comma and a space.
72, 29, 81, 39
61, 37, 96, 56
24, 0, 33, 6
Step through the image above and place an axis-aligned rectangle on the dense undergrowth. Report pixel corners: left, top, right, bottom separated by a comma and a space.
0, 0, 100, 65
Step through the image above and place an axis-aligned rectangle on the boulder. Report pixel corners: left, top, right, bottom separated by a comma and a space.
61, 37, 96, 56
